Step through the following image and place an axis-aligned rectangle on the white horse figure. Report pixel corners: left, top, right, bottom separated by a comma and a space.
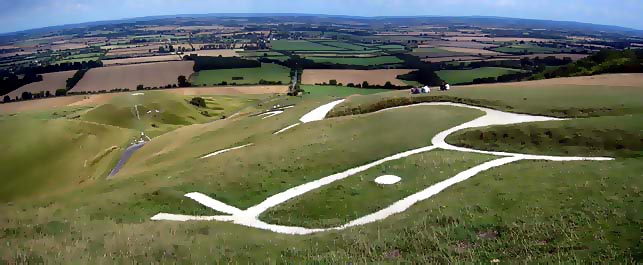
151, 100, 613, 235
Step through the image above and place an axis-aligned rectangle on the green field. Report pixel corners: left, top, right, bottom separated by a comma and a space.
270, 40, 345, 51
492, 44, 572, 54
306, 55, 403, 66
0, 74, 641, 263
190, 63, 291, 86
302, 85, 393, 97
436, 67, 525, 84
411, 47, 467, 58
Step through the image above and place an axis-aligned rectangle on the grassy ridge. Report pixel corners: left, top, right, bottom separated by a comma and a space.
0, 118, 136, 202
447, 114, 643, 158
437, 67, 525, 84
328, 80, 643, 118
302, 85, 392, 97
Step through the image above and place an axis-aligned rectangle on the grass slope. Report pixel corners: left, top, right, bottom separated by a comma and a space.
329, 75, 643, 118
190, 63, 290, 86
262, 150, 495, 228
0, 118, 135, 202
437, 67, 525, 84
302, 85, 392, 97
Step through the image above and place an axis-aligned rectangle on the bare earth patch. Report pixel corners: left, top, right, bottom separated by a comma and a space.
302, 69, 414, 86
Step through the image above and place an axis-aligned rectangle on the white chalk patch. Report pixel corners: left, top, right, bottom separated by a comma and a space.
374, 175, 401, 185
152, 101, 615, 235
201, 143, 253, 159
299, 99, 345, 123
131, 93, 144, 96
274, 123, 300, 134
258, 110, 284, 119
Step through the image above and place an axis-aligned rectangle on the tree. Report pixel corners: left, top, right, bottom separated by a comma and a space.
189, 97, 206, 108
136, 84, 145, 90
178, 75, 190, 87
384, 81, 394, 89
21, 91, 33, 100
3, 95, 10, 103
55, 89, 67, 96
329, 79, 338, 86
362, 81, 369, 88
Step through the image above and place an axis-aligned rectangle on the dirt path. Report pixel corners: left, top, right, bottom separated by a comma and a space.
151, 101, 613, 234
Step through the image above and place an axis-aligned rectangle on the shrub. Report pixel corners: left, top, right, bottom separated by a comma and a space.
189, 97, 206, 108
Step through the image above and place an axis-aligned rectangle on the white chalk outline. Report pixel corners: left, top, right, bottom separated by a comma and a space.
152, 101, 613, 235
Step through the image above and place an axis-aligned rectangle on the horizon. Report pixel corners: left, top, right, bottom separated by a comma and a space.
2, 0, 643, 34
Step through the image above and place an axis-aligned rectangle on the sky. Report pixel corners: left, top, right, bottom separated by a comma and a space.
2, 0, 643, 33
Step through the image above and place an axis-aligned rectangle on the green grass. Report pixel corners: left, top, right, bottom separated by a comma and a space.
447, 114, 643, 158
329, 77, 643, 118
436, 67, 525, 84
270, 40, 345, 51
306, 56, 403, 66
492, 44, 569, 54
0, 118, 136, 202
314, 41, 373, 51
81, 91, 255, 137
190, 63, 290, 86
262, 150, 495, 228
302, 85, 393, 97
0, 80, 641, 263
411, 47, 466, 58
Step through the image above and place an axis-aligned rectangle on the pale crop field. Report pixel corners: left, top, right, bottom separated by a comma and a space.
70, 61, 194, 92
6, 70, 77, 99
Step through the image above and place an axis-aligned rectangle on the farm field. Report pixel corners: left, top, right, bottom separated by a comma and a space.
302, 69, 414, 86
438, 47, 506, 56
301, 85, 393, 96
305, 56, 403, 66
190, 63, 290, 86
436, 67, 525, 84
270, 40, 345, 51
71, 61, 194, 92
102, 55, 181, 65
492, 44, 572, 54
411, 47, 468, 58
184, 49, 240, 57
6, 70, 76, 99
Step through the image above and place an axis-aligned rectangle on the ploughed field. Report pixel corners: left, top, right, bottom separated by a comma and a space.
70, 61, 194, 92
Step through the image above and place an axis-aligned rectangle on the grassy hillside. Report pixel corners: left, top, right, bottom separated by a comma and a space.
437, 67, 525, 84
0, 78, 641, 263
0, 118, 136, 202
81, 91, 255, 137
302, 85, 393, 97
532, 49, 643, 79
329, 75, 643, 118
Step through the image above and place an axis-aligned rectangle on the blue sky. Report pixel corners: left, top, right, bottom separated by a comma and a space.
2, 0, 643, 33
